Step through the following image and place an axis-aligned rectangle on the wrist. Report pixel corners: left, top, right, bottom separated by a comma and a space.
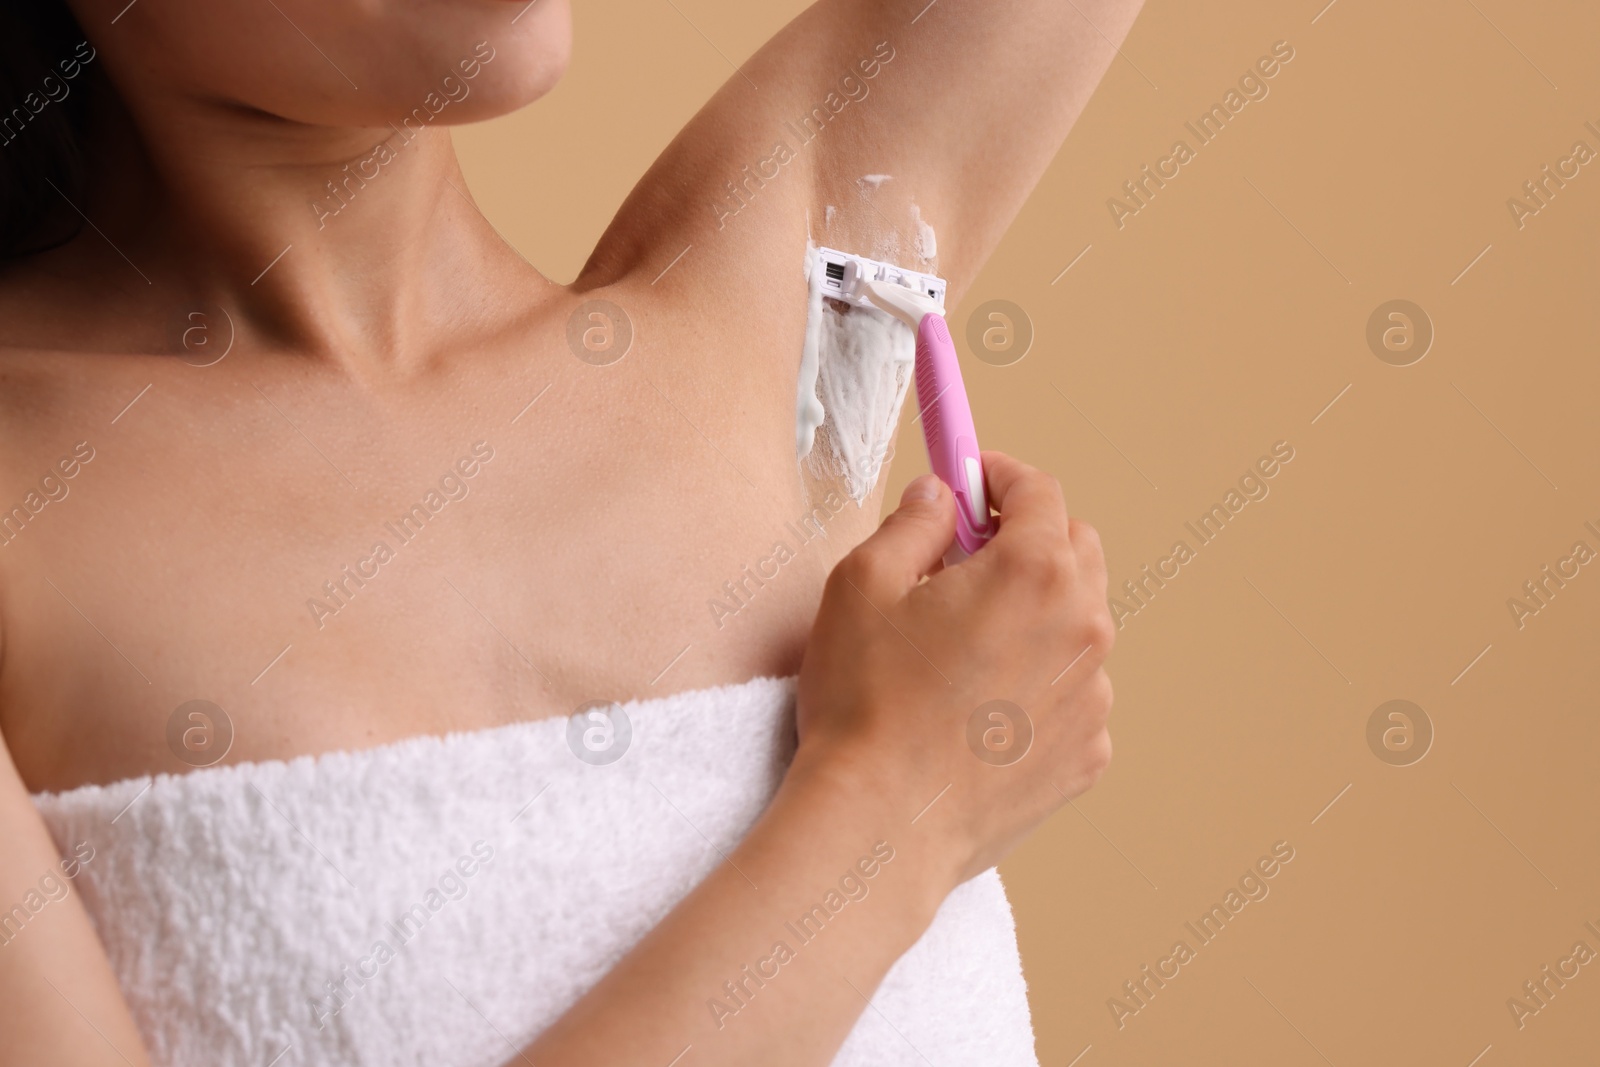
774, 746, 965, 931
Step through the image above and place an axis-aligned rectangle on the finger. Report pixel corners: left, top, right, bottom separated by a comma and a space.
845, 474, 956, 598
1069, 517, 1108, 597
982, 452, 1069, 539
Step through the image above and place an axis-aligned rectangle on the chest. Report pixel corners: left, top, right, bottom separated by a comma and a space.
1, 344, 877, 791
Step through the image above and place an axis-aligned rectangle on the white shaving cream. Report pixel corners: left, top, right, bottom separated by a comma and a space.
911, 203, 937, 261
795, 245, 925, 504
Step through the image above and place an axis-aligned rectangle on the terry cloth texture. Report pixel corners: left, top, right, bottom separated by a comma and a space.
34, 675, 1038, 1066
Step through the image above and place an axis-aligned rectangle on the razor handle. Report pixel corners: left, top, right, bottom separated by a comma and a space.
914, 313, 996, 559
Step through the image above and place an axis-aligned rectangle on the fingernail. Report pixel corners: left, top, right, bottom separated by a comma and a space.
902, 475, 940, 504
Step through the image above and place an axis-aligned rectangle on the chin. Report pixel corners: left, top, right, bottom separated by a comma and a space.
345, 0, 572, 127
442, 24, 572, 124
442, 0, 573, 120
99, 0, 574, 130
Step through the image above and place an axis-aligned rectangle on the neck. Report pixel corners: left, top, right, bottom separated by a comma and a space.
85, 83, 551, 373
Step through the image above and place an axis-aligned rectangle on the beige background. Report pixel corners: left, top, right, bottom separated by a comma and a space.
457, 1, 1600, 1062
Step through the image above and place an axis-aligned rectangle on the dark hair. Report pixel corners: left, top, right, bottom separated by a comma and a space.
0, 1, 98, 260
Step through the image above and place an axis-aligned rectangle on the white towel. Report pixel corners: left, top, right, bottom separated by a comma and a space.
32, 675, 1038, 1067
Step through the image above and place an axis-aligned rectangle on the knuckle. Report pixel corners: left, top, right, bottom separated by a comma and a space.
1069, 518, 1104, 561
1087, 730, 1113, 779
1017, 461, 1048, 485
1090, 669, 1114, 718
1082, 604, 1117, 656
1065, 594, 1116, 657
1061, 725, 1113, 795
1006, 457, 1039, 481
998, 530, 1070, 582
1035, 546, 1072, 589
990, 535, 1034, 576
1018, 465, 1065, 506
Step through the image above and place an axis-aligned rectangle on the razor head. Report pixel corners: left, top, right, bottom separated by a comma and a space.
864, 279, 944, 328
813, 246, 946, 312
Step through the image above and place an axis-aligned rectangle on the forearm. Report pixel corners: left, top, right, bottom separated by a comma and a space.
523, 755, 956, 1066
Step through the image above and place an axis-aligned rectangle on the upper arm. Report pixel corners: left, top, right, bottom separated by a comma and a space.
581, 0, 1143, 305
0, 727, 151, 1066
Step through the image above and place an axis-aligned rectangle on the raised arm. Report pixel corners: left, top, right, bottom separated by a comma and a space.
584, 0, 1144, 304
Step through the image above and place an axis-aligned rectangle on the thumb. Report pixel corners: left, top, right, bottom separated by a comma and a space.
851, 475, 956, 596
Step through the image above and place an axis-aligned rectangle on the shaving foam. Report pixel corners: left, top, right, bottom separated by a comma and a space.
911, 203, 937, 260
795, 243, 918, 503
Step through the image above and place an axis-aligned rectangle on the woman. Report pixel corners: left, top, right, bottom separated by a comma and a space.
0, 0, 1136, 1063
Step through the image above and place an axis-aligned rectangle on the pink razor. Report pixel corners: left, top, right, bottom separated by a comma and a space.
810, 246, 996, 559
864, 279, 996, 558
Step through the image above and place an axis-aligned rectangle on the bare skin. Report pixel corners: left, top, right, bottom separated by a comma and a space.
0, 0, 1139, 1063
